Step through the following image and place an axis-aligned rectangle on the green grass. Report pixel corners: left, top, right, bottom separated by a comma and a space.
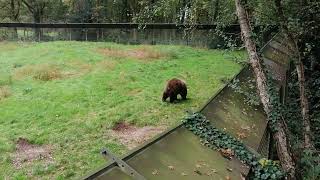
0, 41, 244, 179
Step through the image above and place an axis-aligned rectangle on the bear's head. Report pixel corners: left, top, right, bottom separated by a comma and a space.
162, 90, 168, 101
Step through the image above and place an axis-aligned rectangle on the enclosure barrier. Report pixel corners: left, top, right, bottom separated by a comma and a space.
0, 23, 242, 48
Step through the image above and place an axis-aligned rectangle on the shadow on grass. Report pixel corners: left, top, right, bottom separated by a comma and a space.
162, 97, 193, 105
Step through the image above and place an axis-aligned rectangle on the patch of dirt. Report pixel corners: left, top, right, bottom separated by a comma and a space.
108, 122, 167, 149
12, 138, 54, 169
97, 46, 167, 62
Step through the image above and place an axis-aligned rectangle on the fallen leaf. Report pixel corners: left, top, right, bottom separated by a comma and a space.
241, 126, 250, 131
220, 148, 234, 159
227, 168, 233, 172
236, 132, 247, 139
225, 176, 231, 180
211, 169, 217, 173
168, 165, 175, 170
194, 170, 202, 175
201, 162, 208, 167
195, 164, 202, 168
181, 172, 188, 176
152, 170, 159, 175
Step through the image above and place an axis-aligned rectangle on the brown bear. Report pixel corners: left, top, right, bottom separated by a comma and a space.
162, 78, 187, 103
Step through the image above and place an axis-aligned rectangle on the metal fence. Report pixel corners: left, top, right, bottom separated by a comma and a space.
0, 23, 241, 48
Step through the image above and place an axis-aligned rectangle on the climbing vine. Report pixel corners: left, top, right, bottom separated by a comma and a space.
265, 75, 284, 133
183, 112, 284, 179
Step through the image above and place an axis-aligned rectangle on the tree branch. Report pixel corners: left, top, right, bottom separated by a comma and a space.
21, 0, 34, 13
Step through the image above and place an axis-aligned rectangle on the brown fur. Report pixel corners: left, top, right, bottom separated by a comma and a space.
162, 78, 187, 103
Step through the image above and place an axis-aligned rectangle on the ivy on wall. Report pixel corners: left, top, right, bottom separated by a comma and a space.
183, 112, 284, 179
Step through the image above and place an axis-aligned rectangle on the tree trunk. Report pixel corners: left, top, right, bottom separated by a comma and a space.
213, 0, 220, 22
296, 59, 313, 149
180, 0, 190, 24
33, 12, 42, 41
234, 0, 296, 179
10, 0, 20, 39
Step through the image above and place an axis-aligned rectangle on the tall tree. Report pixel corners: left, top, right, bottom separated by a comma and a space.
21, 0, 53, 39
234, 0, 296, 179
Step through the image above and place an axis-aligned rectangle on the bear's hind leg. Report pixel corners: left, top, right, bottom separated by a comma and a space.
180, 90, 187, 100
169, 95, 177, 103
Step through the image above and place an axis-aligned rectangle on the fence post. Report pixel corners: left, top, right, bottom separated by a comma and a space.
69, 29, 72, 41
85, 29, 88, 41
38, 29, 41, 42
23, 28, 26, 41
96, 29, 99, 41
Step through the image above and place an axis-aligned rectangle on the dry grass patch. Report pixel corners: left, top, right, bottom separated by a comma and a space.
12, 138, 54, 169
127, 88, 143, 96
108, 122, 167, 150
0, 85, 11, 100
67, 61, 93, 72
96, 60, 117, 71
97, 46, 168, 62
63, 61, 93, 77
33, 65, 61, 81
14, 64, 62, 81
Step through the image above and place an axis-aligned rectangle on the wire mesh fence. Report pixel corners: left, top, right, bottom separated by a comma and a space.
0, 23, 241, 48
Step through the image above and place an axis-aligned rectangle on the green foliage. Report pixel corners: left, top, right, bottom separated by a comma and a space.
299, 150, 320, 180
285, 69, 320, 179
266, 78, 284, 133
183, 112, 284, 179
0, 0, 240, 25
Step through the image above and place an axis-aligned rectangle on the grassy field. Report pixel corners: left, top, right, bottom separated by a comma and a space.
0, 41, 244, 179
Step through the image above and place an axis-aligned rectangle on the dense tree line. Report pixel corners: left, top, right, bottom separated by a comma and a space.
0, 0, 236, 24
